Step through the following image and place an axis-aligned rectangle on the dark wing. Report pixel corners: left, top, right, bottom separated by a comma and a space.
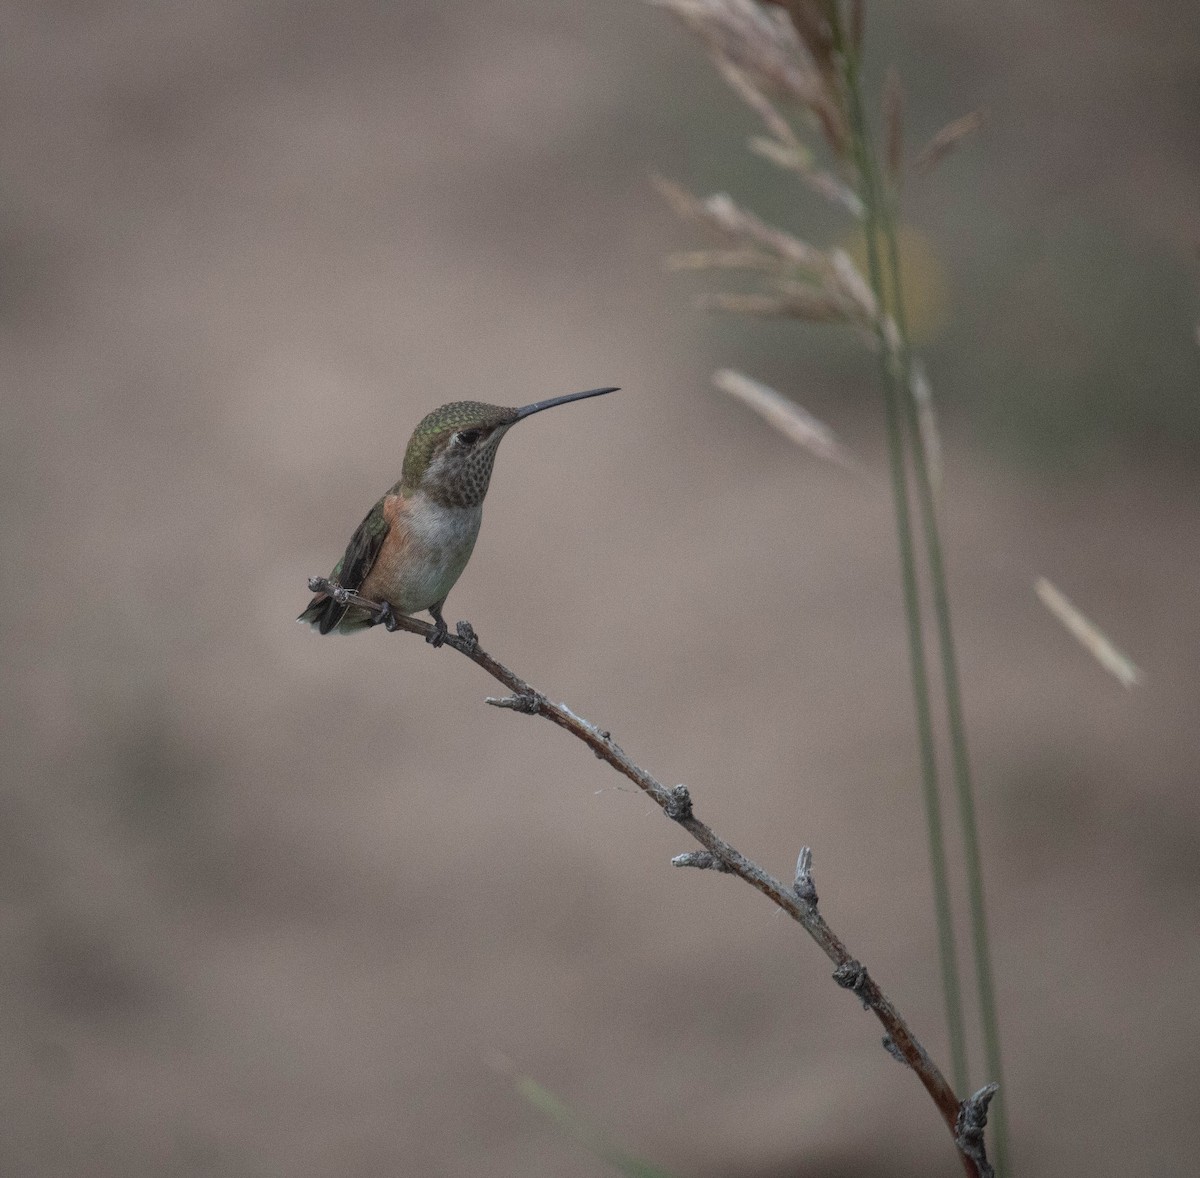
298, 498, 391, 634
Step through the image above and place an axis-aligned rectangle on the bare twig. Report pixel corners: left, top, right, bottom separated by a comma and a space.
305, 575, 993, 1178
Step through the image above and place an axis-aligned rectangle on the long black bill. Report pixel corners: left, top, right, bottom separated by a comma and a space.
514, 386, 620, 421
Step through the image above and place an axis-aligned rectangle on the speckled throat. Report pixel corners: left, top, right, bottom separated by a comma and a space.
420, 429, 509, 508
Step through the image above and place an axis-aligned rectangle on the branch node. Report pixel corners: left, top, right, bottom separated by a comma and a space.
664, 784, 693, 822
792, 845, 818, 906
485, 690, 544, 714
955, 1083, 999, 1178
307, 574, 353, 604
672, 850, 732, 873
832, 959, 871, 1008
881, 1035, 910, 1068
454, 620, 479, 650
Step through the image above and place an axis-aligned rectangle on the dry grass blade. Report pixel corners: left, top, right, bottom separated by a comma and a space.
748, 135, 812, 171
914, 111, 986, 176
700, 193, 827, 268
713, 56, 801, 146
713, 368, 857, 468
653, 175, 831, 273
652, 0, 848, 154
650, 0, 815, 102
772, 278, 857, 321
808, 90, 850, 159
827, 247, 878, 322
697, 292, 798, 316
762, 0, 835, 76
699, 286, 847, 322
749, 137, 865, 215
1034, 577, 1144, 688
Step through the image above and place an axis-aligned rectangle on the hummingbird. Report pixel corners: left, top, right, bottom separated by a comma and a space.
299, 385, 620, 642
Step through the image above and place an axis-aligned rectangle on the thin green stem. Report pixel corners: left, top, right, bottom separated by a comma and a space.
879, 208, 1009, 1175
834, 23, 970, 1097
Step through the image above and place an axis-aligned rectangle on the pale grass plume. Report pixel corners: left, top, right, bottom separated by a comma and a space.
914, 110, 987, 176
652, 175, 831, 274
747, 135, 812, 170
749, 136, 865, 215
654, 187, 876, 328
666, 246, 784, 272
1034, 578, 1144, 688
761, 0, 837, 81
650, 0, 847, 156
713, 54, 802, 148
697, 288, 848, 321
712, 368, 857, 469
827, 246, 878, 323
649, 0, 816, 101
697, 291, 798, 316
773, 278, 860, 321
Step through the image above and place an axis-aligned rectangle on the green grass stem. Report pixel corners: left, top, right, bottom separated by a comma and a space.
879, 211, 1010, 1174
833, 16, 970, 1098
836, 1, 1010, 1166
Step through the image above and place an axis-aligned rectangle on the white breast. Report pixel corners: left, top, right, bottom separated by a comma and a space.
396, 495, 483, 613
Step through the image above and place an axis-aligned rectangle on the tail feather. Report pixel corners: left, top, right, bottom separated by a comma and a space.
297, 592, 351, 635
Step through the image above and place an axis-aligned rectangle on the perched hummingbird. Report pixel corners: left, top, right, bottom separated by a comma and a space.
299, 386, 620, 642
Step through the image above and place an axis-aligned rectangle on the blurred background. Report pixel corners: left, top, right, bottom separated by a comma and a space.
2, 1, 1198, 1175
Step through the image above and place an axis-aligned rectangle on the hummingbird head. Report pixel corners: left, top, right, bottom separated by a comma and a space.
401, 387, 619, 507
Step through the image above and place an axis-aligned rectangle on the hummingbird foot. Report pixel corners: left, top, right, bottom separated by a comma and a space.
426, 602, 449, 648
373, 601, 402, 632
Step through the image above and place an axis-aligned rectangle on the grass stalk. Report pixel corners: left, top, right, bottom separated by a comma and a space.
879, 170, 1011, 1178
836, 4, 1010, 1167
831, 12, 970, 1097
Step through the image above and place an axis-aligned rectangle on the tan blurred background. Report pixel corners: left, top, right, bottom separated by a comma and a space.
3, 2, 1199, 1175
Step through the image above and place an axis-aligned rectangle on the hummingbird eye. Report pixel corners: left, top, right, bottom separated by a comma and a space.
455, 429, 482, 447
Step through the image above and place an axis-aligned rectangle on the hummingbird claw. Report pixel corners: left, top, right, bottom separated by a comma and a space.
374, 601, 401, 632
426, 602, 450, 648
